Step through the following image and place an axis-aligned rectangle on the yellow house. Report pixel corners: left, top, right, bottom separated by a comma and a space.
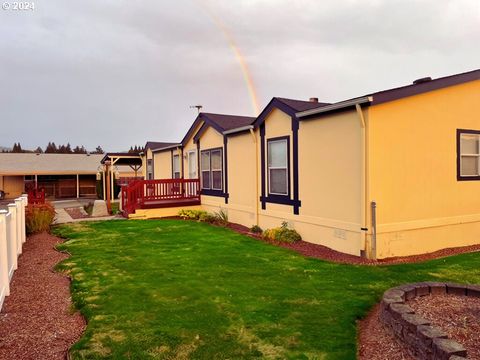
126, 69, 480, 259
140, 142, 178, 180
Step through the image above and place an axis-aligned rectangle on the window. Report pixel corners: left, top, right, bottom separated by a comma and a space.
200, 148, 223, 190
188, 150, 197, 179
268, 138, 288, 195
172, 154, 181, 179
458, 130, 480, 179
211, 149, 223, 190
147, 159, 153, 179
201, 151, 210, 189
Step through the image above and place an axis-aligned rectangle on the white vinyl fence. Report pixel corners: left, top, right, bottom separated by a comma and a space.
0, 195, 27, 311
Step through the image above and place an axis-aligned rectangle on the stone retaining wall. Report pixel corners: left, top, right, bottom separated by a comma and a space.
380, 282, 480, 360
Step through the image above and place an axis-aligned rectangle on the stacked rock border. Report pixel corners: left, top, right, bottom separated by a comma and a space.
380, 282, 480, 360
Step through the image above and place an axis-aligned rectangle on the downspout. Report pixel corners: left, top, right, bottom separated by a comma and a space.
249, 128, 259, 226
355, 104, 370, 258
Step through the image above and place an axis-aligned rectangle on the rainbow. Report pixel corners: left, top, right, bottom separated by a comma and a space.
196, 1, 260, 115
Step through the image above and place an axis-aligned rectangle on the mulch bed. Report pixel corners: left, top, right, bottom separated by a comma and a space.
226, 222, 480, 265
0, 232, 85, 360
409, 294, 480, 359
357, 304, 414, 360
64, 207, 89, 220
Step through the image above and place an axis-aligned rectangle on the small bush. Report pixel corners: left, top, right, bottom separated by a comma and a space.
250, 225, 263, 234
199, 212, 216, 223
25, 202, 56, 234
213, 209, 228, 226
263, 221, 301, 243
178, 209, 208, 221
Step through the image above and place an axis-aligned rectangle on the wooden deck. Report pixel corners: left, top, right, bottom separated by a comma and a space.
122, 178, 200, 216
141, 198, 201, 209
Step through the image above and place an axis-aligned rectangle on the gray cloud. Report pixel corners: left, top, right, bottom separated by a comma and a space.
0, 0, 478, 151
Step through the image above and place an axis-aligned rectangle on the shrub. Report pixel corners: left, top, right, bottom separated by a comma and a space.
199, 212, 216, 223
263, 221, 301, 243
25, 202, 56, 234
250, 225, 263, 234
178, 209, 208, 221
213, 209, 228, 226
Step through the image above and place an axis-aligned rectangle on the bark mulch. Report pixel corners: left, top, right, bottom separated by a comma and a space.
409, 294, 480, 359
0, 232, 85, 360
64, 207, 89, 220
357, 304, 413, 360
226, 222, 480, 265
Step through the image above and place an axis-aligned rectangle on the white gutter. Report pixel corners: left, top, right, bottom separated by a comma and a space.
222, 125, 254, 135
296, 96, 372, 118
151, 144, 182, 153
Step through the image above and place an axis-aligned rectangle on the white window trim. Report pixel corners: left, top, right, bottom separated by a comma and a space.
459, 132, 480, 177
201, 150, 211, 189
267, 139, 288, 196
173, 154, 181, 179
188, 150, 198, 179
211, 149, 223, 191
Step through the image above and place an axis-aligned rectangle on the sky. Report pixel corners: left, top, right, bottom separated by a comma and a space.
0, 0, 479, 151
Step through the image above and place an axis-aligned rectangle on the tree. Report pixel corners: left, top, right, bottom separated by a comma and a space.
65, 143, 72, 153
92, 146, 104, 154
12, 143, 23, 153
73, 145, 87, 154
34, 146, 43, 153
45, 142, 57, 153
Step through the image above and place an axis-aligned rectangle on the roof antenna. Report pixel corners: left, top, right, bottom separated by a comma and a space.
190, 105, 203, 114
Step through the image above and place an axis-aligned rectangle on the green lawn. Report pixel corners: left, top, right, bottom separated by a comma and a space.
53, 220, 480, 360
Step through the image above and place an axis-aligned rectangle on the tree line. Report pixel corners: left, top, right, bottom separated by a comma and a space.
4, 142, 105, 154
4, 143, 144, 154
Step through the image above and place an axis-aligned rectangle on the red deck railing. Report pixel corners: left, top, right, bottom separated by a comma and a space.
121, 178, 200, 216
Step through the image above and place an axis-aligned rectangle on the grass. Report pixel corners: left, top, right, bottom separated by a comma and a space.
53, 220, 480, 359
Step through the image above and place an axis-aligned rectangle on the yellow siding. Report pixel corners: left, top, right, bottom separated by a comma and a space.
129, 205, 202, 219
198, 126, 225, 208
250, 107, 364, 255
153, 151, 172, 179
368, 80, 480, 258
200, 126, 223, 150
182, 121, 203, 179
295, 110, 363, 255
202, 131, 257, 226
263, 108, 294, 200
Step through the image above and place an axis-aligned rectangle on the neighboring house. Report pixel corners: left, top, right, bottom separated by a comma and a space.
125, 68, 480, 259
140, 142, 178, 180
0, 153, 104, 199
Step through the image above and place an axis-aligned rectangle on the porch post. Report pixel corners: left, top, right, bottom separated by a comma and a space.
34, 174, 38, 189
111, 169, 114, 202
102, 170, 106, 201
76, 174, 80, 198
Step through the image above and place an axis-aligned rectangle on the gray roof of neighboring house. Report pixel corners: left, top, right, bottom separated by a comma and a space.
0, 153, 105, 175
275, 97, 331, 112
144, 141, 178, 151
200, 113, 256, 131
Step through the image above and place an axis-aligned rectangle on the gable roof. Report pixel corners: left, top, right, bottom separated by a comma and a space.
201, 113, 256, 131
276, 97, 330, 112
297, 68, 480, 119
253, 97, 330, 128
144, 141, 178, 151
182, 112, 256, 145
